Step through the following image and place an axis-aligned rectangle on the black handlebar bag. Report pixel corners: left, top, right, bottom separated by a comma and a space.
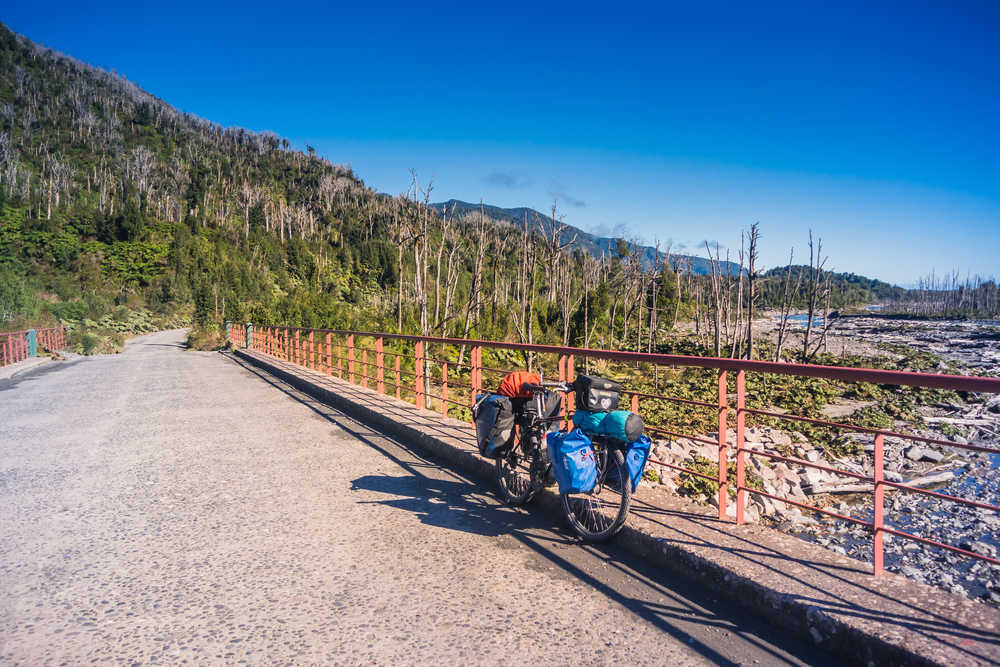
573, 375, 622, 412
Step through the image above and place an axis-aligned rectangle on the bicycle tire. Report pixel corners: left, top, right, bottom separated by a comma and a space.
494, 443, 538, 505
560, 446, 632, 543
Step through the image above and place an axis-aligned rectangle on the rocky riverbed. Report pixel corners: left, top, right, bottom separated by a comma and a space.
643, 315, 1000, 604
825, 316, 1000, 375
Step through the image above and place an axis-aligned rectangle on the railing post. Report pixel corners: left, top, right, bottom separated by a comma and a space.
566, 354, 576, 414
376, 337, 385, 393
26, 329, 37, 357
415, 340, 425, 409
558, 354, 568, 426
472, 346, 482, 396
873, 433, 885, 575
631, 392, 639, 414
441, 362, 449, 418
245, 323, 252, 349
347, 335, 355, 383
395, 356, 401, 400
225, 322, 231, 344
718, 369, 728, 521
325, 333, 332, 374
736, 370, 746, 526
362, 349, 369, 388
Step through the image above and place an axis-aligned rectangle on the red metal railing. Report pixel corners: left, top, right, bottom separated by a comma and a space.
229, 323, 1000, 576
35, 327, 68, 354
1, 327, 69, 367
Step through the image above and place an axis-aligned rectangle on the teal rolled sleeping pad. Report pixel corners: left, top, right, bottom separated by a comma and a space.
572, 409, 644, 443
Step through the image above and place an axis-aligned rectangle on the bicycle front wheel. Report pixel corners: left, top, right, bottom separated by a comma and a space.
560, 447, 631, 543
495, 444, 537, 506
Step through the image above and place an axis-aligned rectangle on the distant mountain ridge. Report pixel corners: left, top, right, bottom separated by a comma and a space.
430, 199, 739, 276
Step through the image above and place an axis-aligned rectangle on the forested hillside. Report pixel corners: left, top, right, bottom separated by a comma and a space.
0, 22, 917, 358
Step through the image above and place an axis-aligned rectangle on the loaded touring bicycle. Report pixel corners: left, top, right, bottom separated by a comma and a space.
473, 372, 652, 542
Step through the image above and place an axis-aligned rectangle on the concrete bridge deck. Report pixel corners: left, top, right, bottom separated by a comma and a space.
2, 329, 841, 665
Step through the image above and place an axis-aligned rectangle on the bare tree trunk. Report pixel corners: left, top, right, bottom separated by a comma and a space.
457, 202, 488, 366
744, 223, 760, 359
705, 241, 722, 356
774, 248, 802, 362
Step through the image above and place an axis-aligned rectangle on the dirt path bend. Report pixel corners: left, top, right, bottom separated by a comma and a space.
0, 329, 833, 665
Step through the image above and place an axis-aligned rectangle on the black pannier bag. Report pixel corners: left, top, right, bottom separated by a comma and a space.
573, 375, 622, 412
473, 393, 516, 457
513, 391, 563, 424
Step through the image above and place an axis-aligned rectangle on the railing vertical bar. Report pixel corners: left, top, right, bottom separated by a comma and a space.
441, 362, 448, 418
415, 340, 425, 409
718, 369, 728, 521
376, 337, 385, 394
395, 356, 401, 400
736, 369, 746, 525
325, 333, 332, 374
472, 346, 482, 395
567, 354, 576, 412
874, 433, 885, 575
347, 335, 355, 384
558, 354, 568, 427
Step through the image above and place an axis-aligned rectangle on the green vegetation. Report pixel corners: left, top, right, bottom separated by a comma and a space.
186, 325, 226, 351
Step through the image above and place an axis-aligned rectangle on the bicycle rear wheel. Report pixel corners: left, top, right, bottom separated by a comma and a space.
495, 442, 538, 505
560, 446, 631, 542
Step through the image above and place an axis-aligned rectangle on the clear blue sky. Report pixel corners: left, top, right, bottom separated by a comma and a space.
7, 1, 999, 285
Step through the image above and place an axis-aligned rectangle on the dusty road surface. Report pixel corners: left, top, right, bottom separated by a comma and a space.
0, 329, 835, 664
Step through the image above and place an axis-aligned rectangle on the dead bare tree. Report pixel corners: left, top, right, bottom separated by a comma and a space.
743, 223, 760, 359
457, 202, 488, 367
705, 241, 723, 356
773, 248, 802, 362
801, 231, 830, 362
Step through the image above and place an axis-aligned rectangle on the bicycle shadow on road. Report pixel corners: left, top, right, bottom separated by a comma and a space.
349, 472, 533, 538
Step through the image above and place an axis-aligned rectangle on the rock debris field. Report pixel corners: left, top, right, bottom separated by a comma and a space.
644, 316, 1000, 604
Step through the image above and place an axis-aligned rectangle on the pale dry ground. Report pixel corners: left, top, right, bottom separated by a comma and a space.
0, 330, 833, 665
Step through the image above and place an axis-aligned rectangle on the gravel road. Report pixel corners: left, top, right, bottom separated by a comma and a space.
0, 329, 835, 665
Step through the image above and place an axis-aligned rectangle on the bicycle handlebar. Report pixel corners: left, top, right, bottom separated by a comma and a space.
521, 381, 573, 393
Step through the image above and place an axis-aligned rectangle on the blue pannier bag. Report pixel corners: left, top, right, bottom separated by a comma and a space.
620, 434, 652, 493
473, 393, 516, 457
546, 429, 598, 494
